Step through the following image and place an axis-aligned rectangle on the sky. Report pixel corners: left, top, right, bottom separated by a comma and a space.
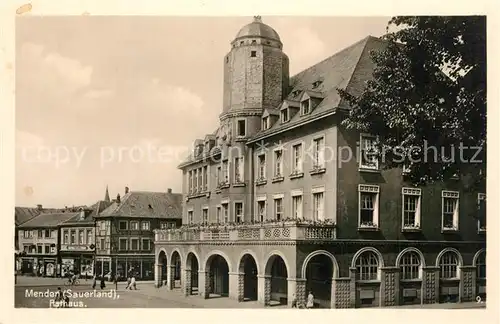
15, 16, 390, 208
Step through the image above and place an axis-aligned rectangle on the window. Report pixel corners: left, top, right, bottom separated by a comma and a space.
119, 238, 128, 251
44, 229, 51, 238
402, 188, 422, 229
70, 230, 76, 244
203, 166, 208, 190
194, 169, 199, 192
119, 221, 128, 230
44, 245, 50, 254
23, 230, 33, 238
292, 194, 303, 219
198, 168, 203, 191
400, 251, 421, 280
37, 245, 42, 254
359, 134, 378, 170
188, 171, 193, 193
86, 230, 92, 245
23, 245, 29, 253
79, 230, 84, 244
439, 251, 459, 279
216, 206, 221, 223
63, 230, 69, 244
235, 202, 243, 223
301, 99, 310, 115
262, 116, 269, 130
234, 157, 244, 183
358, 185, 380, 228
476, 251, 486, 279
222, 203, 229, 223
477, 193, 486, 231
312, 190, 325, 221
130, 221, 139, 230
38, 230, 43, 238
292, 143, 303, 173
274, 198, 283, 221
250, 51, 256, 57
130, 238, 139, 251
257, 200, 266, 222
312, 137, 325, 169
142, 239, 151, 251
202, 208, 209, 224
237, 119, 246, 137
281, 109, 289, 123
160, 222, 168, 229
355, 251, 379, 281
187, 210, 194, 224
222, 160, 229, 184
442, 191, 459, 230
274, 150, 283, 177
100, 238, 105, 250
257, 154, 266, 179
216, 166, 222, 185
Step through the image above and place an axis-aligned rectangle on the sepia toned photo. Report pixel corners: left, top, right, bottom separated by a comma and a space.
13, 15, 486, 310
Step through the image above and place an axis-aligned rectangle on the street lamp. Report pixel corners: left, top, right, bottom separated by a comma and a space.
14, 251, 27, 284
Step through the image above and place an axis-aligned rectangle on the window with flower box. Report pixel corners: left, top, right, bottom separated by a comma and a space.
439, 250, 460, 279
234, 202, 243, 223
312, 187, 325, 221
359, 134, 378, 170
202, 208, 209, 224
216, 206, 221, 223
187, 210, 193, 225
257, 198, 266, 222
358, 185, 380, 229
355, 251, 379, 281
291, 191, 303, 219
442, 191, 459, 231
222, 203, 229, 223
274, 197, 283, 221
402, 187, 421, 231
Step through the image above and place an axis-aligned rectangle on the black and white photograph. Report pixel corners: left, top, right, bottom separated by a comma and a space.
7, 5, 490, 316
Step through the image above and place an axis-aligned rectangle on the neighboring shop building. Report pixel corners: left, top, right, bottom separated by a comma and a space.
95, 187, 182, 280
59, 201, 110, 278
18, 211, 78, 277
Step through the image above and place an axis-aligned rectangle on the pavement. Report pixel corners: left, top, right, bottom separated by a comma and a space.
15, 276, 486, 309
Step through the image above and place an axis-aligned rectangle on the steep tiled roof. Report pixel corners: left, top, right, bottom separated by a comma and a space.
249, 36, 388, 142
61, 200, 113, 226
96, 191, 182, 219
15, 207, 65, 226
18, 212, 79, 228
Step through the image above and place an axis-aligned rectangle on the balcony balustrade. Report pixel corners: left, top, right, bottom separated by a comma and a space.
154, 219, 336, 242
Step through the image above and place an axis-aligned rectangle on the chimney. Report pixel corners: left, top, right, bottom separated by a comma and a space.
36, 204, 43, 211
167, 188, 172, 194
125, 186, 129, 194
116, 193, 121, 204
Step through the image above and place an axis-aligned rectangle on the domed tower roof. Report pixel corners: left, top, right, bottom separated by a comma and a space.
234, 16, 281, 42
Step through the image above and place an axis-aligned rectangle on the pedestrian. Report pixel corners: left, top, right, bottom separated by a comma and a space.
306, 291, 314, 309
54, 287, 63, 308
125, 276, 131, 290
130, 275, 137, 290
112, 272, 118, 290
92, 274, 97, 289
291, 292, 297, 308
100, 276, 106, 290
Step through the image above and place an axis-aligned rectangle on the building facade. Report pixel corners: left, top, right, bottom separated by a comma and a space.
18, 212, 78, 277
153, 17, 487, 308
95, 188, 182, 280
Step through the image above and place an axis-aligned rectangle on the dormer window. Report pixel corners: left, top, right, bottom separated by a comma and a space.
292, 90, 301, 97
301, 99, 310, 115
281, 109, 289, 123
312, 80, 322, 88
262, 116, 269, 130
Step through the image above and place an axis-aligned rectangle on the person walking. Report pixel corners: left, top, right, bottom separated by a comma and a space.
100, 275, 106, 290
112, 272, 118, 290
92, 274, 97, 289
291, 292, 297, 308
306, 291, 314, 309
130, 275, 137, 290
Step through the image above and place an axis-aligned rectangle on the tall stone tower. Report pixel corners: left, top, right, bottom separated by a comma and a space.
220, 16, 289, 142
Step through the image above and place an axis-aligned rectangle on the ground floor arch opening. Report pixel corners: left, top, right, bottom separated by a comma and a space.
304, 253, 334, 308
239, 254, 258, 301
206, 254, 230, 298
171, 250, 182, 289
186, 252, 199, 295
158, 250, 168, 286
265, 255, 288, 305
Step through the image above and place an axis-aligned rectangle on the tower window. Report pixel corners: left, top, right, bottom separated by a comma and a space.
251, 40, 257, 45
240, 41, 244, 45
251, 51, 257, 57
237, 119, 246, 137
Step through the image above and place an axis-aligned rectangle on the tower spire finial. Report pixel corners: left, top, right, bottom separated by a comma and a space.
104, 185, 110, 202
253, 15, 262, 23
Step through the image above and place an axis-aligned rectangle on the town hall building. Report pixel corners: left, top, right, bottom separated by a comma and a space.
153, 17, 486, 308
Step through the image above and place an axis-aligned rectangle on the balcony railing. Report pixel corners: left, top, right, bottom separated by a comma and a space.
154, 220, 336, 242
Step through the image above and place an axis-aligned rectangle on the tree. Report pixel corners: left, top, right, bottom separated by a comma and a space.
338, 16, 486, 187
